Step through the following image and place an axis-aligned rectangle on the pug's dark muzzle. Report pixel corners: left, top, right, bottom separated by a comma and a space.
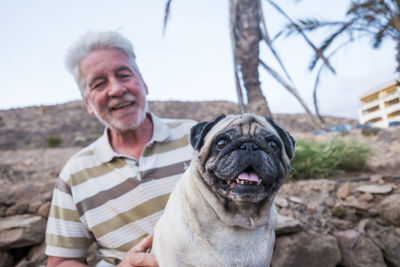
205, 137, 286, 202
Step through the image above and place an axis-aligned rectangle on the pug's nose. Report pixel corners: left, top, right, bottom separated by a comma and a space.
240, 142, 259, 151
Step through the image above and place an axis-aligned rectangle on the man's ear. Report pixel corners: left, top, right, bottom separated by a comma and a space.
265, 117, 296, 159
83, 97, 95, 115
190, 114, 226, 151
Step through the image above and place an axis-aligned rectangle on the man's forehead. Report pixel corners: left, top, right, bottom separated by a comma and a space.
79, 49, 135, 85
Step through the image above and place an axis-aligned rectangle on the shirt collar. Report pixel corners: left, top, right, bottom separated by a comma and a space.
94, 112, 172, 163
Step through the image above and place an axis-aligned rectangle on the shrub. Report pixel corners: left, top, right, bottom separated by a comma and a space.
289, 138, 371, 180
46, 136, 63, 148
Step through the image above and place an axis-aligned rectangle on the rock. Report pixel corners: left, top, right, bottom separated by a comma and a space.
357, 184, 393, 194
28, 201, 43, 214
0, 183, 50, 206
367, 227, 400, 267
28, 242, 47, 266
0, 250, 13, 267
370, 174, 384, 183
368, 207, 379, 217
377, 194, 400, 226
297, 179, 337, 193
0, 214, 46, 249
334, 229, 385, 267
341, 200, 369, 211
271, 231, 341, 267
361, 125, 380, 136
275, 197, 289, 208
0, 206, 7, 217
275, 214, 303, 235
336, 182, 351, 199
288, 196, 305, 205
324, 197, 336, 207
358, 193, 374, 202
15, 258, 29, 267
330, 218, 353, 230
37, 202, 51, 218
6, 203, 30, 216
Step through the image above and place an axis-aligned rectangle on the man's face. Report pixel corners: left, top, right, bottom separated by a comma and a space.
80, 49, 148, 132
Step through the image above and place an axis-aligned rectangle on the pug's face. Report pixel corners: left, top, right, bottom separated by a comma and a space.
191, 114, 295, 204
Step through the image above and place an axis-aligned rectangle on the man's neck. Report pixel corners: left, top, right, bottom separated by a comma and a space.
108, 115, 154, 160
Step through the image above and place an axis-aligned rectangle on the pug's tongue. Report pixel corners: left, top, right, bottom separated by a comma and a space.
238, 172, 260, 183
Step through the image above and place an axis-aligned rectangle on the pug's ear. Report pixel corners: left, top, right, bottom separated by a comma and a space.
190, 114, 226, 151
265, 117, 296, 159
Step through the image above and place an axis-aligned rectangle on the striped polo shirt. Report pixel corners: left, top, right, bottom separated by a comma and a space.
45, 113, 196, 263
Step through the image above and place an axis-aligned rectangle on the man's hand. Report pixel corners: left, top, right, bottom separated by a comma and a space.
117, 234, 159, 267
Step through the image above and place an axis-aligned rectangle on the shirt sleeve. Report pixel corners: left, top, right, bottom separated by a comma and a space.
45, 177, 92, 258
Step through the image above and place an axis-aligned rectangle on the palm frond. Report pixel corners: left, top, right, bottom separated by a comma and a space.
266, 0, 336, 74
259, 3, 296, 88
162, 0, 173, 36
374, 21, 391, 47
309, 20, 355, 70
259, 59, 320, 127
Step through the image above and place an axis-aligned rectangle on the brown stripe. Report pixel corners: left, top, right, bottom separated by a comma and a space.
55, 179, 71, 195
142, 134, 190, 157
91, 194, 170, 238
68, 158, 126, 186
48, 205, 81, 222
74, 149, 95, 158
141, 160, 190, 181
75, 160, 190, 214
76, 176, 140, 215
46, 233, 91, 249
115, 234, 147, 252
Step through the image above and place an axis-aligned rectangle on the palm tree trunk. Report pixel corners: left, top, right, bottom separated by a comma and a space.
230, 0, 272, 117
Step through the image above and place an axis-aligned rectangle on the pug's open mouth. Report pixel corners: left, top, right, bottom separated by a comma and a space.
212, 165, 278, 202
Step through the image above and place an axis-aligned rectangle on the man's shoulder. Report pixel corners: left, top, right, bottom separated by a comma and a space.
59, 138, 102, 180
159, 117, 197, 132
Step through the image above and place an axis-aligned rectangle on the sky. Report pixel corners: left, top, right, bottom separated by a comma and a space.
0, 0, 397, 119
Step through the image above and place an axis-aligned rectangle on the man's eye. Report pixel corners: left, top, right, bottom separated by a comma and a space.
118, 73, 131, 79
93, 82, 105, 89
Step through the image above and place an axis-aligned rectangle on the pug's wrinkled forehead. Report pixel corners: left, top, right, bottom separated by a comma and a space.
203, 114, 279, 145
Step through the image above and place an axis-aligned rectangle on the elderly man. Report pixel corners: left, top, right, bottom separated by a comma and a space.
45, 31, 195, 267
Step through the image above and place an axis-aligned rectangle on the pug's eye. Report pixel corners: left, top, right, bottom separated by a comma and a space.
216, 139, 228, 149
267, 140, 280, 152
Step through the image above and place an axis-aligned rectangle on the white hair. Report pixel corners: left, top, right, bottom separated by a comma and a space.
65, 31, 142, 97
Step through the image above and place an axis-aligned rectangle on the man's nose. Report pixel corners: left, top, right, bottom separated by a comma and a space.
108, 80, 126, 97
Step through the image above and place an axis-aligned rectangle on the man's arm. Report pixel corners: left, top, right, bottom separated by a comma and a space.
117, 234, 158, 267
47, 256, 86, 267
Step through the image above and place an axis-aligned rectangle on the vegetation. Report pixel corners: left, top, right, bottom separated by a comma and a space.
289, 138, 371, 180
46, 136, 63, 148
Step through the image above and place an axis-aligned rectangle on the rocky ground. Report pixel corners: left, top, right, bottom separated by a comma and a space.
0, 100, 399, 267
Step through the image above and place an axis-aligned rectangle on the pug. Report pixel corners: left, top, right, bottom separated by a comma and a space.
152, 113, 295, 267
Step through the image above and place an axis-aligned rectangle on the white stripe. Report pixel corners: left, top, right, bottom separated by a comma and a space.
71, 164, 134, 203
60, 153, 101, 180
51, 189, 77, 210
97, 211, 163, 248
83, 175, 179, 227
45, 245, 87, 258
141, 145, 194, 170
46, 217, 91, 238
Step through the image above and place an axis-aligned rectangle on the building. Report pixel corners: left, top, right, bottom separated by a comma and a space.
358, 79, 400, 128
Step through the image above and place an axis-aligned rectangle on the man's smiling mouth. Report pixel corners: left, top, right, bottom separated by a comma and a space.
111, 102, 134, 111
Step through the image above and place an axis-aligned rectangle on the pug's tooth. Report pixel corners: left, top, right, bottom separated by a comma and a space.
227, 180, 231, 185
240, 180, 245, 185
236, 178, 240, 183
257, 180, 261, 185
